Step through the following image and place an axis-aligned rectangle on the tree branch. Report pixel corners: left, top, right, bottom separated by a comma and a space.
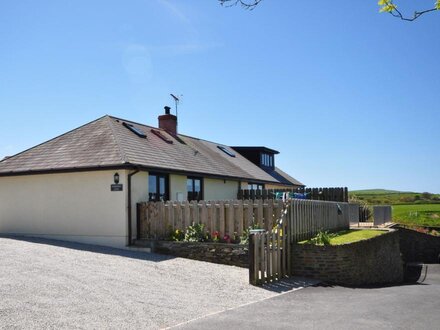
389, 7, 437, 21
219, 0, 263, 10
219, 0, 439, 21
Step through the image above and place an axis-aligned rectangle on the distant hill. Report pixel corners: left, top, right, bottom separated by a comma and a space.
349, 189, 440, 205
350, 189, 416, 195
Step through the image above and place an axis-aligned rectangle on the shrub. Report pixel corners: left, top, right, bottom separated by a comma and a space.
184, 223, 206, 242
421, 192, 433, 200
350, 194, 373, 221
212, 230, 220, 242
170, 229, 185, 241
222, 234, 231, 243
400, 196, 415, 203
240, 228, 251, 245
240, 224, 264, 245
309, 230, 335, 245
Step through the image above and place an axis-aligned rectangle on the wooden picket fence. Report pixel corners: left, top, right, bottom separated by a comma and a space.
137, 199, 285, 240
249, 199, 350, 285
136, 198, 350, 286
288, 199, 350, 243
238, 187, 348, 203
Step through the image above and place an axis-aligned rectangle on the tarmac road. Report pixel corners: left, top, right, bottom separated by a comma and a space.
173, 264, 440, 330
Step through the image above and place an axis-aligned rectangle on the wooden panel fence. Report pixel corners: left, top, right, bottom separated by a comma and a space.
137, 199, 350, 242
288, 199, 350, 243
238, 187, 348, 203
373, 205, 392, 226
137, 198, 350, 286
348, 203, 360, 223
137, 199, 285, 240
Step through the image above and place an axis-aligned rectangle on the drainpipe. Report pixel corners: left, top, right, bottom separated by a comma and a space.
127, 169, 140, 246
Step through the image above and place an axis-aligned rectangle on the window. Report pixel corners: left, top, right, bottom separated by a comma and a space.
149, 173, 169, 201
187, 177, 203, 201
123, 122, 146, 138
217, 146, 236, 157
151, 129, 173, 144
248, 183, 263, 190
261, 153, 274, 168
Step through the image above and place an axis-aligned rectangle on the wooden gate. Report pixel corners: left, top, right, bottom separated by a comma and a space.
249, 198, 350, 285
249, 201, 290, 285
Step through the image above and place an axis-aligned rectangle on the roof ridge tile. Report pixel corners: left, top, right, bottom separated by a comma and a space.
105, 115, 128, 164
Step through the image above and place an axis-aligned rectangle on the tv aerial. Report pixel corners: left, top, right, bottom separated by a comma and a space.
170, 94, 182, 118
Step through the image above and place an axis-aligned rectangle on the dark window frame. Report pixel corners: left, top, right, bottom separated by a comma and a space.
148, 172, 169, 202
123, 122, 147, 138
187, 176, 203, 201
217, 146, 236, 157
260, 152, 274, 169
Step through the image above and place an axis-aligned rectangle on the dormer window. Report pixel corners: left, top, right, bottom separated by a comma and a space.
261, 153, 274, 168
231, 146, 278, 170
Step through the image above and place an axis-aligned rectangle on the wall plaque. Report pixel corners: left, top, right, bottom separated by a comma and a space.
111, 184, 123, 191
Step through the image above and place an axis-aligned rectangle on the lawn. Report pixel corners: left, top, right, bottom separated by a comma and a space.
299, 229, 385, 245
393, 204, 440, 227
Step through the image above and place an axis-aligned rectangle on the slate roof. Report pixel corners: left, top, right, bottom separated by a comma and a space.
267, 167, 304, 187
0, 115, 303, 186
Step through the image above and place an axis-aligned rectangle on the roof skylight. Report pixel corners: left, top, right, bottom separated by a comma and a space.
169, 132, 187, 145
123, 122, 146, 138
217, 146, 236, 157
151, 129, 173, 144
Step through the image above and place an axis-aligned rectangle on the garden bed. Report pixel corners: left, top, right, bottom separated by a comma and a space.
151, 241, 249, 268
299, 229, 386, 245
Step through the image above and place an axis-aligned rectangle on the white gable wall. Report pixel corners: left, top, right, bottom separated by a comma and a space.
130, 170, 148, 242
0, 170, 128, 248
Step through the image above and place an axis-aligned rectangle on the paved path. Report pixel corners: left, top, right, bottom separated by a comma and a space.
174, 264, 440, 330
0, 237, 316, 329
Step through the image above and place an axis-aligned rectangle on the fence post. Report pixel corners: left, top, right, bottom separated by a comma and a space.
249, 233, 257, 285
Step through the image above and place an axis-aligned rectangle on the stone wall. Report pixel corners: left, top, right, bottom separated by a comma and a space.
152, 241, 249, 268
292, 229, 403, 286
395, 226, 440, 263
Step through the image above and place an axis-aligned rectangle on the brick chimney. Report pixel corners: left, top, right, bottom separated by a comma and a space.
158, 106, 177, 135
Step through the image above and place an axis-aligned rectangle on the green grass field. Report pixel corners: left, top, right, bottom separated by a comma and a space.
350, 189, 415, 195
393, 204, 440, 227
349, 189, 440, 228
349, 189, 440, 206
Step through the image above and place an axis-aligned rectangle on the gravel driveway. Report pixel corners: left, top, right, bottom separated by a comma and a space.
0, 237, 313, 329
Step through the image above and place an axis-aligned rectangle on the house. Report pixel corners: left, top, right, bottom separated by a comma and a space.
0, 107, 304, 248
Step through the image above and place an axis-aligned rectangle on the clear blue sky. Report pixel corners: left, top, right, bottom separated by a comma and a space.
1, 1, 439, 193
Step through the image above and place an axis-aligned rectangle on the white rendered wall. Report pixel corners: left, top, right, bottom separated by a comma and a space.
170, 174, 187, 201
203, 178, 239, 201
130, 171, 149, 241
0, 170, 128, 248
